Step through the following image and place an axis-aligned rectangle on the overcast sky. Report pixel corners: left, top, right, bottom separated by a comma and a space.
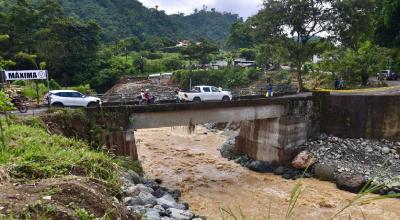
138, 0, 264, 18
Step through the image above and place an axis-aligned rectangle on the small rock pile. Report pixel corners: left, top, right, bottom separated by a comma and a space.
120, 170, 205, 220
301, 135, 400, 193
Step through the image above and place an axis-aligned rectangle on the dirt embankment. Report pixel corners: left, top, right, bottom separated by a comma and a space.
0, 176, 136, 219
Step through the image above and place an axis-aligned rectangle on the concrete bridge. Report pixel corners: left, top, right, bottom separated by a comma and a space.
85, 93, 400, 165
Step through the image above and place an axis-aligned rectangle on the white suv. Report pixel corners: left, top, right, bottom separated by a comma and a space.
45, 90, 102, 108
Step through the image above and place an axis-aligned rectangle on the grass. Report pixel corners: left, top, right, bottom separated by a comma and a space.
0, 121, 121, 190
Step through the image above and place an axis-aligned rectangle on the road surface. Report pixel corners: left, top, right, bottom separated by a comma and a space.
10, 107, 48, 116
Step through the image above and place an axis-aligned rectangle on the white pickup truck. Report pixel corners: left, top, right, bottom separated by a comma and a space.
179, 86, 232, 102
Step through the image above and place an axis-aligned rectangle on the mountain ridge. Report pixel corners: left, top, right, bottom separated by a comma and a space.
57, 0, 240, 43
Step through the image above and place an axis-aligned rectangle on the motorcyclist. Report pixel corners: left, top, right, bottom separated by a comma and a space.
11, 90, 23, 105
144, 89, 155, 104
9, 90, 28, 113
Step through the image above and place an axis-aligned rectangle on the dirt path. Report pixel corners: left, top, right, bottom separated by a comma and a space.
136, 126, 400, 219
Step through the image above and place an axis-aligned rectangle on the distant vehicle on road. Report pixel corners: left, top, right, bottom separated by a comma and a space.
377, 70, 398, 81
44, 90, 101, 108
179, 86, 232, 102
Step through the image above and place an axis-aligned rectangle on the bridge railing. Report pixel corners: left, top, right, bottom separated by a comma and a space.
94, 84, 298, 105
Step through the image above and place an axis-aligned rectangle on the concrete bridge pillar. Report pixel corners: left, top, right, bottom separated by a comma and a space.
235, 116, 308, 165
102, 130, 138, 160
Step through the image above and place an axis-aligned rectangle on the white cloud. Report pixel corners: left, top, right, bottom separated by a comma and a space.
138, 0, 263, 18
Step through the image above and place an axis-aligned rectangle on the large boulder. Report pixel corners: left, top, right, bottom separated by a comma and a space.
167, 208, 195, 220
314, 164, 335, 181
143, 208, 161, 220
138, 191, 157, 206
292, 151, 317, 169
156, 194, 179, 209
153, 188, 168, 198
144, 179, 161, 191
336, 174, 366, 193
124, 170, 141, 185
138, 184, 155, 194
127, 205, 146, 215
125, 185, 141, 197
123, 196, 144, 206
219, 140, 238, 159
169, 189, 181, 200
246, 160, 273, 173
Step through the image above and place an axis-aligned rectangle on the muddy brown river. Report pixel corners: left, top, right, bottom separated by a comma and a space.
136, 126, 400, 219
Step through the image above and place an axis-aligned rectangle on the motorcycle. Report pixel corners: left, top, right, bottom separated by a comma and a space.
137, 95, 156, 105
11, 97, 29, 113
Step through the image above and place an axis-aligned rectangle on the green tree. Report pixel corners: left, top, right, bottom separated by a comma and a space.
162, 57, 183, 71
35, 19, 101, 84
332, 0, 376, 49
318, 42, 391, 85
119, 36, 142, 52
256, 41, 289, 70
226, 21, 254, 49
4, 0, 39, 55
0, 34, 15, 70
133, 55, 145, 73
375, 0, 400, 47
143, 36, 165, 52
181, 39, 219, 65
239, 48, 257, 60
14, 52, 38, 69
252, 0, 336, 91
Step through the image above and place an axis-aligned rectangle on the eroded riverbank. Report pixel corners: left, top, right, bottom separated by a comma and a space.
136, 126, 400, 219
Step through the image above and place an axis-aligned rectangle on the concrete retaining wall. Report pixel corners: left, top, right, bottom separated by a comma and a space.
102, 130, 138, 160
321, 95, 400, 140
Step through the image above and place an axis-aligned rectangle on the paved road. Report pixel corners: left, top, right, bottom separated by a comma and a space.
10, 107, 48, 116
319, 77, 400, 96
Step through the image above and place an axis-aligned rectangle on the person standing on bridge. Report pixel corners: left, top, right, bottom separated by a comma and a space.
334, 79, 340, 90
266, 84, 273, 97
174, 88, 181, 103
339, 78, 345, 90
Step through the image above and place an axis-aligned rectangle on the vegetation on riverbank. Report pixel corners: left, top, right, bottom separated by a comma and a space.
0, 110, 141, 219
0, 122, 120, 187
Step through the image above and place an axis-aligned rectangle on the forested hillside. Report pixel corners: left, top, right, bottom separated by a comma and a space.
51, 0, 239, 43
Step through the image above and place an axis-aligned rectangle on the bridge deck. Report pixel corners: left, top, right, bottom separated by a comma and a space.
99, 96, 314, 113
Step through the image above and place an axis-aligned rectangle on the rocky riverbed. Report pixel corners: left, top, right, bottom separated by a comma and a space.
303, 135, 400, 193
120, 170, 203, 220
219, 127, 400, 195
